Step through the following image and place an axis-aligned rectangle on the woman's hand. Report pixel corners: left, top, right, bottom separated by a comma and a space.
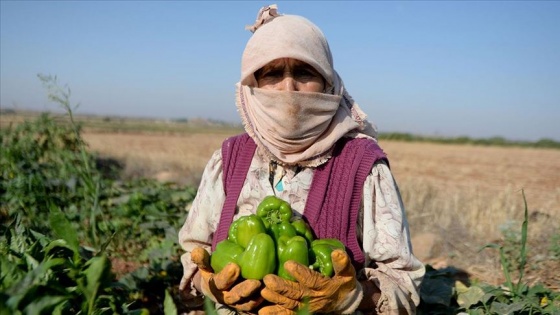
259, 249, 362, 315
191, 247, 264, 311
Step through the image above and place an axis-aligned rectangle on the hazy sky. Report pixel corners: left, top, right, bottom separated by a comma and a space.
1, 1, 559, 141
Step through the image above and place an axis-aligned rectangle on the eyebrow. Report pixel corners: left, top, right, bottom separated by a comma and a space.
261, 62, 317, 73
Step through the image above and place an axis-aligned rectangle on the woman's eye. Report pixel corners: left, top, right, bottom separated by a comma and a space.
295, 69, 313, 77
294, 68, 321, 81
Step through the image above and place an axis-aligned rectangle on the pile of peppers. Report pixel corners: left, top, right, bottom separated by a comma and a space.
210, 195, 346, 280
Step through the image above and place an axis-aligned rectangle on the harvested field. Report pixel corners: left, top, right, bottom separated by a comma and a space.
84, 132, 560, 216
81, 131, 560, 289
84, 132, 229, 186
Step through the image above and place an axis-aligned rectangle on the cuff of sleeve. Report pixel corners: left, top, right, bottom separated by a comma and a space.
336, 281, 364, 314
362, 264, 422, 314
179, 252, 196, 291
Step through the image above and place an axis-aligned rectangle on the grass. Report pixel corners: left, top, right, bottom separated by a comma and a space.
400, 178, 559, 288
379, 132, 560, 149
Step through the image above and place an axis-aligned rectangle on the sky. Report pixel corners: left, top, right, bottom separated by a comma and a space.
1, 1, 559, 141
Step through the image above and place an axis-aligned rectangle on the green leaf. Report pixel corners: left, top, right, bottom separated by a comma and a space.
51, 301, 68, 315
80, 255, 111, 314
163, 289, 178, 315
515, 189, 529, 295
204, 296, 218, 315
490, 301, 525, 314
28, 230, 49, 247
0, 257, 24, 290
526, 283, 550, 297
5, 258, 65, 309
126, 309, 150, 315
481, 291, 498, 305
22, 253, 40, 272
22, 296, 66, 315
48, 205, 79, 254
0, 293, 14, 315
43, 239, 77, 259
465, 309, 486, 315
480, 243, 514, 293
456, 283, 485, 309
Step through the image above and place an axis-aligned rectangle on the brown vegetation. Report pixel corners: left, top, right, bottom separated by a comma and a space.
378, 141, 560, 288
84, 131, 228, 186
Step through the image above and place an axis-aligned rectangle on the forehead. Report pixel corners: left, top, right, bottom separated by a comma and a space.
261, 58, 314, 69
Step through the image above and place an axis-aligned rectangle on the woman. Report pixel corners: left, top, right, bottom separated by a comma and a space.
178, 5, 425, 315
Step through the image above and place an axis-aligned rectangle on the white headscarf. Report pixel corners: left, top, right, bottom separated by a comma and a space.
236, 4, 378, 166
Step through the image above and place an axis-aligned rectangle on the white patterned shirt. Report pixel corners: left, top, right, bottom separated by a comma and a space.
178, 146, 425, 314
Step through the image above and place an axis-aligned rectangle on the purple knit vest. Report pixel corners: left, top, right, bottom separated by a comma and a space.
212, 133, 388, 270
212, 134, 257, 250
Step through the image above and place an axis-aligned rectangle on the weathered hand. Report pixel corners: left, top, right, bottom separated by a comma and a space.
259, 249, 361, 314
191, 247, 264, 311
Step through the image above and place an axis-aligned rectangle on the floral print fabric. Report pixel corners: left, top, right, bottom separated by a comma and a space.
178, 148, 425, 314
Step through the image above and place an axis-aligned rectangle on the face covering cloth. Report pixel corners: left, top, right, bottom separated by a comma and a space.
238, 85, 364, 166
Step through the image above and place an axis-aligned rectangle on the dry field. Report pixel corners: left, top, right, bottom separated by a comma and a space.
83, 130, 560, 289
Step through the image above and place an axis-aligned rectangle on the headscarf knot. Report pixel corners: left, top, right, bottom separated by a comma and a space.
245, 4, 281, 33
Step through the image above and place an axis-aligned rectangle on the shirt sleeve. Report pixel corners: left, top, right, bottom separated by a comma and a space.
178, 149, 225, 292
361, 161, 425, 314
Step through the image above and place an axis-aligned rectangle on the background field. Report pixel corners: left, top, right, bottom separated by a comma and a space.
80, 125, 560, 290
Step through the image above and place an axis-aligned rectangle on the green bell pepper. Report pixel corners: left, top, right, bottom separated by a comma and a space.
210, 239, 244, 273
291, 218, 315, 245
310, 238, 346, 277
257, 195, 292, 227
227, 214, 267, 249
269, 220, 297, 244
238, 233, 277, 280
276, 235, 309, 281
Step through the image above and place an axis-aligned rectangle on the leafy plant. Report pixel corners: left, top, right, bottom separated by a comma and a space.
418, 190, 560, 314
1, 75, 196, 314
0, 209, 127, 314
475, 206, 560, 314
481, 191, 530, 301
